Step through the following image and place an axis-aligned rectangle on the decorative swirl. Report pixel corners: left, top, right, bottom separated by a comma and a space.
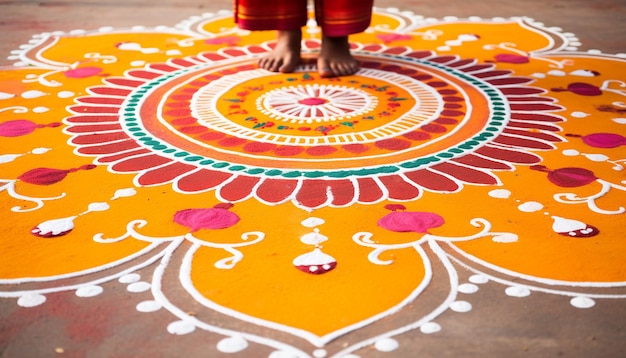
0, 180, 66, 212
184, 231, 265, 269
553, 180, 626, 214
354, 218, 518, 265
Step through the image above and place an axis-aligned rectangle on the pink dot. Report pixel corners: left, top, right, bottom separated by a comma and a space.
64, 66, 103, 78
298, 97, 328, 106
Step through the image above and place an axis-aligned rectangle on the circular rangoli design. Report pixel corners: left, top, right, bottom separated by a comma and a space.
64, 46, 556, 208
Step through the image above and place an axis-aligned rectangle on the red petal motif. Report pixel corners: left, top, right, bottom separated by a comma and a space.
475, 145, 541, 164
493, 133, 556, 150
76, 140, 138, 155
65, 115, 119, 124
75, 97, 124, 105
136, 162, 197, 186
69, 105, 120, 114
175, 169, 233, 192
500, 87, 545, 96
356, 177, 385, 203
127, 70, 162, 80
111, 154, 172, 172
296, 180, 333, 208
473, 70, 513, 78
148, 63, 181, 72
88, 87, 131, 97
103, 78, 145, 88
218, 176, 261, 202
327, 179, 356, 206
503, 128, 564, 142
169, 59, 197, 67
510, 103, 563, 111
486, 77, 534, 86
451, 154, 514, 170
446, 59, 476, 68
96, 149, 152, 164
64, 123, 122, 133
508, 120, 561, 132
404, 169, 460, 191
378, 175, 421, 201
430, 162, 499, 185
511, 112, 564, 123
70, 131, 129, 145
255, 178, 298, 204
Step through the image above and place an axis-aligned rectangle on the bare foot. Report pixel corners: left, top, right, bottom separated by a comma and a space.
318, 35, 359, 78
259, 29, 302, 73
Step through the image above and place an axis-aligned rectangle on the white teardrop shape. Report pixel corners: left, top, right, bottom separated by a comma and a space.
18, 293, 46, 307
458, 34, 479, 41
450, 300, 472, 312
32, 216, 76, 236
570, 296, 595, 309
87, 202, 110, 212
293, 248, 337, 274
300, 230, 328, 245
31, 147, 51, 155
167, 320, 195, 335
583, 153, 609, 162
551, 216, 586, 233
547, 70, 566, 76
301, 217, 325, 227
420, 322, 442, 334
569, 69, 597, 77
0, 154, 22, 164
488, 189, 511, 199
374, 338, 399, 352
136, 300, 162, 312
117, 42, 141, 51
458, 283, 479, 294
21, 90, 47, 99
32, 106, 49, 113
571, 111, 590, 118
57, 91, 75, 98
518, 201, 544, 212
469, 274, 489, 284
127, 281, 151, 293
112, 188, 137, 200
0, 92, 15, 99
216, 335, 248, 353
492, 233, 519, 243
76, 285, 104, 297
505, 286, 531, 297
293, 248, 335, 266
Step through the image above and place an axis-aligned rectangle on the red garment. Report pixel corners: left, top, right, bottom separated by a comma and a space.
234, 0, 373, 37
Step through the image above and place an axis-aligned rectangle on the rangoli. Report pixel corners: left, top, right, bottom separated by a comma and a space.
1, 7, 625, 357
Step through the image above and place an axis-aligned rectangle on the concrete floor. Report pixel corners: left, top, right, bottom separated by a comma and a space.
1, 1, 625, 357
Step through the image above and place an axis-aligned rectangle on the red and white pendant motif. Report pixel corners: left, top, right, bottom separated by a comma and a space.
293, 248, 337, 275
551, 216, 600, 238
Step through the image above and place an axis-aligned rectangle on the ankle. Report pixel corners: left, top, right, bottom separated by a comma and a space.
277, 29, 302, 43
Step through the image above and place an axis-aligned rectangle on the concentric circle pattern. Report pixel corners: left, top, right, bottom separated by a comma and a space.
67, 46, 557, 206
